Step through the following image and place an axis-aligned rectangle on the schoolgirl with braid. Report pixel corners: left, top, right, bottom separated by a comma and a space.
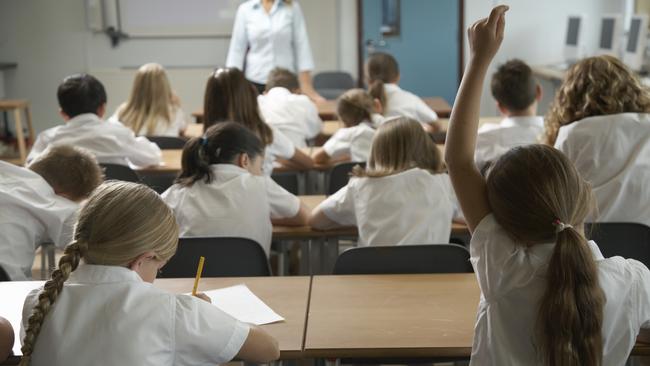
20, 182, 279, 366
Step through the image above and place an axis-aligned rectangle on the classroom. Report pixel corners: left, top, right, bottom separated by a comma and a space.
1, 0, 650, 365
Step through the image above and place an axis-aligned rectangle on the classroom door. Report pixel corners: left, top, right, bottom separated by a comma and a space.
361, 0, 461, 104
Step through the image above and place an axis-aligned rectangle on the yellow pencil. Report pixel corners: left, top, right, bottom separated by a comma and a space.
191, 256, 205, 296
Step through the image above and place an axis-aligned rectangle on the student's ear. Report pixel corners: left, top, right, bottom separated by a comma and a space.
238, 153, 250, 169
128, 251, 158, 272
496, 101, 509, 116
96, 103, 107, 118
535, 84, 543, 102
373, 98, 383, 114
59, 108, 71, 121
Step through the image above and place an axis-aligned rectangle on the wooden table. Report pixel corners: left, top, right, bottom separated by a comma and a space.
137, 149, 182, 174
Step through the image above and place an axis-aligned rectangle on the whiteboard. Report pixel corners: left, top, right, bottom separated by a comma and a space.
118, 0, 245, 37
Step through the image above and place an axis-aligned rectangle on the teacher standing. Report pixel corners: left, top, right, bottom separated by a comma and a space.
226, 0, 325, 102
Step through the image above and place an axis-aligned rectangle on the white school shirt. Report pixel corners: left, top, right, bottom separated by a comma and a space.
474, 116, 544, 168
162, 164, 300, 255
318, 168, 454, 246
322, 121, 375, 162
263, 124, 296, 175
469, 214, 650, 366
226, 0, 315, 85
382, 83, 438, 123
21, 264, 249, 366
109, 104, 188, 137
0, 161, 77, 280
258, 87, 322, 148
554, 113, 650, 226
27, 113, 162, 168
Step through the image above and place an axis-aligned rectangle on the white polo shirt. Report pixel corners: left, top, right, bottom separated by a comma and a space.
109, 104, 188, 137
162, 164, 300, 255
318, 168, 454, 246
554, 113, 650, 226
27, 113, 162, 168
322, 121, 375, 162
0, 161, 78, 280
22, 264, 250, 366
258, 87, 322, 148
382, 83, 438, 123
470, 214, 650, 366
263, 124, 296, 175
474, 116, 544, 168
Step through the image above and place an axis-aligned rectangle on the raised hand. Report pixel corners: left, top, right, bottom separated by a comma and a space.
468, 5, 509, 63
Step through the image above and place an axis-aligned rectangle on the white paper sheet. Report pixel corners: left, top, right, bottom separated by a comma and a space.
201, 284, 284, 325
0, 281, 45, 355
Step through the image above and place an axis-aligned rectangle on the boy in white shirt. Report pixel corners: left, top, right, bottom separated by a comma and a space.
0, 145, 103, 280
474, 59, 544, 169
258, 68, 322, 148
28, 74, 162, 168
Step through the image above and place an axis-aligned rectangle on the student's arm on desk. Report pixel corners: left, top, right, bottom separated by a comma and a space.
312, 147, 350, 165
236, 325, 280, 363
271, 202, 309, 226
288, 148, 314, 169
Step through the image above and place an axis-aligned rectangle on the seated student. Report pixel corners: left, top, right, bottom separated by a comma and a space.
0, 316, 13, 362
203, 67, 313, 175
0, 145, 102, 280
258, 67, 322, 148
109, 63, 188, 137
20, 181, 280, 366
544, 55, 650, 227
312, 89, 383, 164
162, 122, 309, 255
446, 7, 650, 365
310, 117, 454, 246
474, 59, 544, 169
366, 52, 441, 132
27, 74, 162, 168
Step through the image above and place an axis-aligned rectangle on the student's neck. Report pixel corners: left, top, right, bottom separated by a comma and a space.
503, 105, 537, 118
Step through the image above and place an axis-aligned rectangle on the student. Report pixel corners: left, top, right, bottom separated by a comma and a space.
20, 181, 280, 366
446, 6, 650, 365
0, 145, 102, 281
110, 63, 188, 137
27, 74, 162, 168
258, 67, 322, 148
545, 55, 650, 227
312, 89, 382, 164
366, 52, 441, 131
310, 117, 454, 246
203, 67, 313, 175
162, 122, 309, 255
474, 59, 543, 169
0, 316, 13, 362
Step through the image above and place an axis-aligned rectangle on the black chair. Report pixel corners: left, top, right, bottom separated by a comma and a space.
333, 244, 473, 275
159, 237, 271, 278
328, 162, 365, 195
0, 265, 10, 281
585, 222, 650, 266
140, 173, 177, 194
271, 171, 300, 195
313, 71, 355, 99
146, 136, 188, 149
100, 163, 141, 183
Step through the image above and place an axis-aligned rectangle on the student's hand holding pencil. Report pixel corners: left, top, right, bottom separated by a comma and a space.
193, 292, 211, 303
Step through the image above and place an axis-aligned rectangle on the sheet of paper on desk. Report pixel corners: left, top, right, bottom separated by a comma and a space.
0, 281, 45, 355
203, 284, 284, 325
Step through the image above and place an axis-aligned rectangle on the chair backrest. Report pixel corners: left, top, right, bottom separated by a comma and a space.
100, 163, 140, 183
585, 222, 650, 266
328, 162, 366, 195
160, 237, 271, 278
146, 136, 188, 149
140, 173, 177, 194
0, 265, 10, 281
271, 171, 300, 195
333, 244, 473, 275
313, 71, 355, 90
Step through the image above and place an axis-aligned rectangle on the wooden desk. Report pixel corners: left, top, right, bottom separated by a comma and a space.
424, 97, 452, 118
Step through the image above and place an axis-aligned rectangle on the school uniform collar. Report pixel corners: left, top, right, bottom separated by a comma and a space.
266, 87, 292, 98
65, 113, 103, 128
500, 116, 544, 129
209, 164, 250, 175
525, 240, 605, 268
252, 0, 284, 13
383, 83, 401, 93
68, 264, 144, 284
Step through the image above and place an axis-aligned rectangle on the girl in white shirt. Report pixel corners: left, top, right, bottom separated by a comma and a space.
447, 7, 650, 365
313, 89, 382, 164
310, 117, 454, 246
20, 181, 279, 366
110, 63, 188, 137
545, 55, 650, 227
203, 67, 313, 175
162, 122, 309, 255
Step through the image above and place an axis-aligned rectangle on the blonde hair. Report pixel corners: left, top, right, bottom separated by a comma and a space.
354, 117, 442, 178
545, 55, 650, 145
118, 63, 179, 136
485, 145, 603, 366
19, 182, 178, 366
337, 89, 375, 127
28, 145, 103, 201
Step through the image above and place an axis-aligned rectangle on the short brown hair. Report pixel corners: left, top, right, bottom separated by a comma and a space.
265, 67, 299, 92
28, 145, 103, 201
366, 52, 400, 108
337, 89, 374, 127
490, 59, 537, 112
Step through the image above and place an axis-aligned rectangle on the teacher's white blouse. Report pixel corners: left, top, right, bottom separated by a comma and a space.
226, 0, 315, 84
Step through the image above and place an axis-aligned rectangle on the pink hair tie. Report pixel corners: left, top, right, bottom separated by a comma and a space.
553, 219, 573, 233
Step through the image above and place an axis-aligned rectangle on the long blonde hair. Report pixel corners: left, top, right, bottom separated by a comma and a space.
545, 55, 650, 145
337, 89, 375, 127
19, 182, 178, 366
485, 144, 604, 366
118, 63, 179, 136
354, 117, 442, 178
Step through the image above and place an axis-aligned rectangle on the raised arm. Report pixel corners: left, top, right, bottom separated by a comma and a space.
444, 5, 508, 232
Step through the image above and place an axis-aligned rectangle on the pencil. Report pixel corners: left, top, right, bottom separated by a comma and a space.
191, 256, 205, 296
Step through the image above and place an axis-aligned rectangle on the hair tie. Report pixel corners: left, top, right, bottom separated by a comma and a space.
553, 219, 573, 233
